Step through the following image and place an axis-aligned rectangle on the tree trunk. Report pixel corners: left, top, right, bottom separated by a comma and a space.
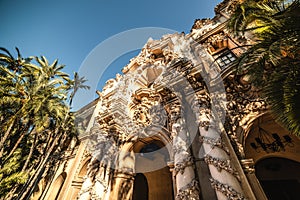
5, 125, 34, 161
17, 129, 65, 200
0, 120, 15, 154
22, 133, 37, 172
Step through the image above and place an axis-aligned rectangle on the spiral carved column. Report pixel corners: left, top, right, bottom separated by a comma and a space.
192, 92, 246, 200
170, 104, 200, 200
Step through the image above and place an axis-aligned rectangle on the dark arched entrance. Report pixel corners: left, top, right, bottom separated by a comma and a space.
133, 173, 148, 200
133, 140, 174, 200
256, 157, 300, 200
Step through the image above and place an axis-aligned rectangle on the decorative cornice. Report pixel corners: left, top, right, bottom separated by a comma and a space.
210, 178, 246, 200
224, 73, 267, 158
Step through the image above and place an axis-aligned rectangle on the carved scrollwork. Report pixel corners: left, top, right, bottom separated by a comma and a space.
174, 155, 194, 175
199, 136, 230, 155
130, 91, 164, 127
191, 18, 213, 31
192, 92, 212, 130
210, 178, 246, 200
176, 179, 200, 200
224, 74, 267, 158
132, 104, 151, 126
204, 155, 240, 181
168, 102, 182, 126
148, 104, 167, 126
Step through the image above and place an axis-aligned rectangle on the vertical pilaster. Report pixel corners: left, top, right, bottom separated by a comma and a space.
240, 159, 267, 200
167, 161, 177, 198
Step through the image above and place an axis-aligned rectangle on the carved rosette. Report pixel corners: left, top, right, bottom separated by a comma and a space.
210, 178, 246, 200
132, 104, 151, 126
130, 91, 162, 128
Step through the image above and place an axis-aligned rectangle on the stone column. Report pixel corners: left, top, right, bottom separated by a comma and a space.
102, 166, 112, 200
108, 143, 135, 200
240, 159, 268, 200
109, 172, 134, 200
167, 161, 177, 199
170, 104, 200, 200
193, 92, 246, 200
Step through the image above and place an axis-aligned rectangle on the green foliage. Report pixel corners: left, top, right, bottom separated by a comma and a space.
0, 149, 28, 196
0, 47, 89, 199
228, 0, 300, 135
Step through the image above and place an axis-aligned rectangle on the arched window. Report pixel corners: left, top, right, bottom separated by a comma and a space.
48, 172, 66, 200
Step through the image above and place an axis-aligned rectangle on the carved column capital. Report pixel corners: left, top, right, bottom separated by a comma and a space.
114, 168, 134, 179
240, 158, 255, 174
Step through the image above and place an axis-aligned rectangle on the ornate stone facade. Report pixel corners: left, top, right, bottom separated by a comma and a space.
34, 1, 300, 200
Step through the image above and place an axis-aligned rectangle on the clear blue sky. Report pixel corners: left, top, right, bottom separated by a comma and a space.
0, 0, 222, 109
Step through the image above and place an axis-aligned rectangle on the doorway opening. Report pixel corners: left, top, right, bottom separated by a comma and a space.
256, 157, 300, 200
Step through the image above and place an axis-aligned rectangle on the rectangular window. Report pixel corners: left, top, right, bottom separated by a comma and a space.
215, 51, 236, 69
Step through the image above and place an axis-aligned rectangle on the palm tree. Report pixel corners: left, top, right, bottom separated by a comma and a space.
17, 75, 89, 200
0, 49, 67, 198
228, 0, 300, 135
68, 72, 90, 107
0, 47, 89, 199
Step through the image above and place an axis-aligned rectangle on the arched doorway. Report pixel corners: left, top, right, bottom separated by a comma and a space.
243, 114, 300, 199
256, 157, 300, 200
133, 140, 174, 200
133, 173, 148, 200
